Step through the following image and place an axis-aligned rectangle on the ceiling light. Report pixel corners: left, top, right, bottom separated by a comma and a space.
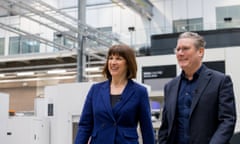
0, 75, 76, 83
47, 69, 66, 74
85, 67, 101, 72
17, 72, 34, 76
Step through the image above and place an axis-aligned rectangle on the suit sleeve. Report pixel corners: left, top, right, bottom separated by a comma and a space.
74, 85, 95, 144
139, 87, 155, 144
210, 75, 237, 144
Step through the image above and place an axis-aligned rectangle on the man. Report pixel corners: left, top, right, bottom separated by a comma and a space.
158, 32, 236, 144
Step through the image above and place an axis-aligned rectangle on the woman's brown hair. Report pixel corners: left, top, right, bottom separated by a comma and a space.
102, 44, 137, 79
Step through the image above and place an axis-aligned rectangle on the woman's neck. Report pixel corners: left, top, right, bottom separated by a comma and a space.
111, 77, 127, 88
110, 77, 127, 95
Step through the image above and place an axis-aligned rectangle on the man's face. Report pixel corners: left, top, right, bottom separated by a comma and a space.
175, 38, 204, 72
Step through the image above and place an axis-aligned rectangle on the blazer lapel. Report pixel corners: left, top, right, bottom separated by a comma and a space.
190, 66, 212, 117
169, 77, 181, 126
113, 80, 135, 114
100, 80, 116, 121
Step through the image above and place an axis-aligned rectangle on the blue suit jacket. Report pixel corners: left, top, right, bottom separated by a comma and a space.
75, 79, 155, 144
158, 65, 236, 144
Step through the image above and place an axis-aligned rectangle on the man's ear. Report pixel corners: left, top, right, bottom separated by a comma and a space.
199, 47, 204, 58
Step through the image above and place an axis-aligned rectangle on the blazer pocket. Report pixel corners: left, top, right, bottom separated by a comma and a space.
123, 130, 138, 141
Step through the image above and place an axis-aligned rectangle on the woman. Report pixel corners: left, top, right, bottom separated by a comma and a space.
75, 44, 155, 144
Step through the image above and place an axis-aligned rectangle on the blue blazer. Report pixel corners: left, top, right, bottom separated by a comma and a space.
158, 65, 236, 144
75, 79, 155, 144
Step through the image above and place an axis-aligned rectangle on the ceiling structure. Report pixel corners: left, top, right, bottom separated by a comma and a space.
0, 0, 120, 87
112, 0, 153, 20
0, 0, 154, 87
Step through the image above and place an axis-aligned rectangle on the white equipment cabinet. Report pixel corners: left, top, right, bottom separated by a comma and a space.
44, 82, 94, 144
5, 116, 49, 144
0, 93, 9, 143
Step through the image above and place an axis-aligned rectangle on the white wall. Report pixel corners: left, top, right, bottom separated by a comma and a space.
151, 0, 240, 32
225, 47, 240, 132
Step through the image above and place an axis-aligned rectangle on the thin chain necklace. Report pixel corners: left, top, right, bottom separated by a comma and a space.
111, 79, 127, 95
111, 78, 127, 88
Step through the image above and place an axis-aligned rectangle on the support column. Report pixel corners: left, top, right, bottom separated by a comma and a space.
77, 0, 86, 82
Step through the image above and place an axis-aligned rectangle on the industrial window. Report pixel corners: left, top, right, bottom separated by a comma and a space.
9, 36, 20, 55
173, 18, 203, 33
53, 31, 76, 51
0, 38, 5, 55
216, 5, 240, 29
87, 26, 113, 48
9, 36, 40, 55
21, 37, 40, 54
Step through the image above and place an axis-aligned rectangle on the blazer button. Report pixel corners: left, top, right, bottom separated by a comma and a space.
113, 122, 117, 126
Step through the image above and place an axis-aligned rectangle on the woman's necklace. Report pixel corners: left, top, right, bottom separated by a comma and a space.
111, 79, 127, 94
111, 78, 126, 88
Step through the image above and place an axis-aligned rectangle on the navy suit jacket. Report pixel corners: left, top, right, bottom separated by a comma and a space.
75, 79, 155, 144
158, 65, 236, 144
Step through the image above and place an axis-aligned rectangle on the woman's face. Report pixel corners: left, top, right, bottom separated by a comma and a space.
108, 54, 127, 78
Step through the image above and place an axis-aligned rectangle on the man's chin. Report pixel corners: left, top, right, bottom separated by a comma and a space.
179, 65, 188, 70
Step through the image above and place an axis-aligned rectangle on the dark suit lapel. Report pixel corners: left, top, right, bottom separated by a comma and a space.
100, 80, 116, 121
169, 77, 181, 127
190, 66, 212, 117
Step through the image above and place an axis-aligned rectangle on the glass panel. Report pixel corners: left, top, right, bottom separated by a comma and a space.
173, 18, 203, 33
9, 36, 20, 55
21, 37, 40, 54
64, 37, 76, 49
0, 38, 5, 55
9, 36, 40, 55
53, 32, 76, 51
53, 32, 63, 52
87, 26, 112, 48
216, 5, 240, 29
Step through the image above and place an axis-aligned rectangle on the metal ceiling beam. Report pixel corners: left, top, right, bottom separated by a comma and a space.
0, 3, 78, 42
0, 22, 72, 51
0, 21, 107, 62
0, 0, 120, 81
1, 0, 118, 60
3, 0, 123, 47
112, 0, 154, 20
